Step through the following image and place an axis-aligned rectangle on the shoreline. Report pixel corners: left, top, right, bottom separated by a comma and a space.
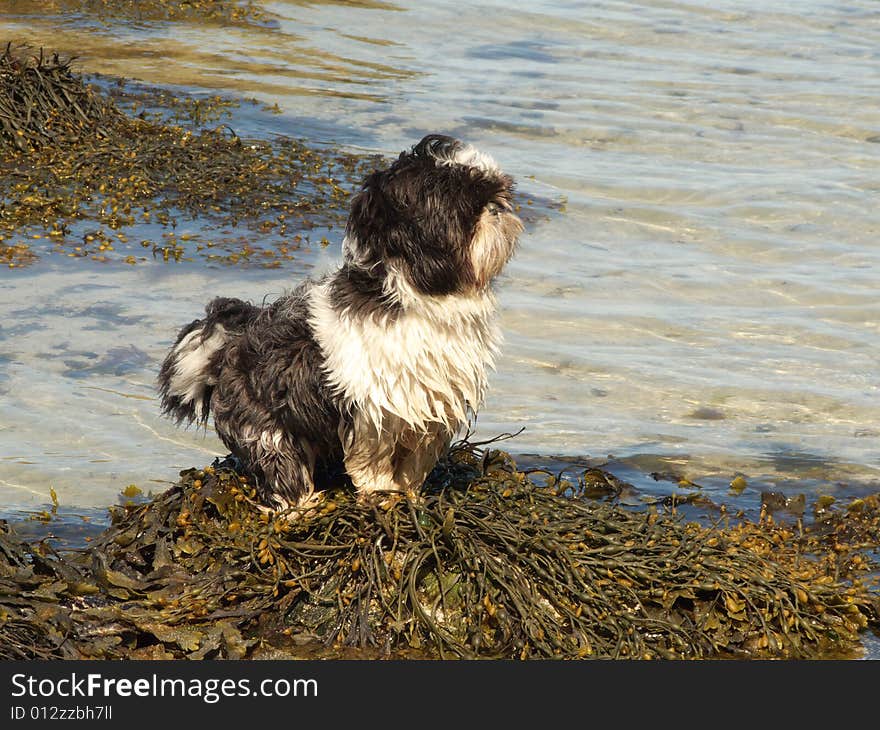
2, 28, 878, 660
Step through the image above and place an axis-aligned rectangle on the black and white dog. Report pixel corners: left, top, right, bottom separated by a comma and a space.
158, 134, 523, 510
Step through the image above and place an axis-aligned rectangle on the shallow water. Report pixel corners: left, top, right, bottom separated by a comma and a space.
1, 0, 879, 524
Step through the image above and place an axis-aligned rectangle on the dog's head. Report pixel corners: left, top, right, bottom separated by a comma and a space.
343, 134, 523, 296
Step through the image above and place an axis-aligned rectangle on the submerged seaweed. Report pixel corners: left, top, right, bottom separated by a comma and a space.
1, 439, 877, 660
0, 42, 379, 267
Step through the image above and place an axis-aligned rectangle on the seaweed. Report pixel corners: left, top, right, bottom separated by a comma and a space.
0, 43, 379, 268
1, 438, 877, 660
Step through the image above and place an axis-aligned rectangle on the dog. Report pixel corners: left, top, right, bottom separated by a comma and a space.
158, 134, 523, 510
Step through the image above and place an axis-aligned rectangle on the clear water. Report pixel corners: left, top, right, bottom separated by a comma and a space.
1, 0, 879, 522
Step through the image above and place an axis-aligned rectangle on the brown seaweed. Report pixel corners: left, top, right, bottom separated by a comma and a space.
0, 42, 379, 268
1, 438, 877, 660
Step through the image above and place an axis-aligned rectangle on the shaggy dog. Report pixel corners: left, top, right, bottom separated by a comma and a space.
158, 134, 523, 510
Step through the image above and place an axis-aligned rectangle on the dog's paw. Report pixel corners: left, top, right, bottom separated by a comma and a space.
356, 489, 420, 512
257, 490, 325, 523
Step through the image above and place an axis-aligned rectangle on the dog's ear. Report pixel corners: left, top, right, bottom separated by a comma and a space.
400, 238, 472, 294
346, 169, 471, 295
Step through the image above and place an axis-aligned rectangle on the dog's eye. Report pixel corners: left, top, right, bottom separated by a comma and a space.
486, 202, 501, 216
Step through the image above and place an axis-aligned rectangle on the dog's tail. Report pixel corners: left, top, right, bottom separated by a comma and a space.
157, 297, 258, 425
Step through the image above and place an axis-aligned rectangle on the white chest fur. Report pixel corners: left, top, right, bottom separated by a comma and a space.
308, 278, 501, 435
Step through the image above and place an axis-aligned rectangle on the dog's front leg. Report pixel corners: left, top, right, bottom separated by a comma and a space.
391, 424, 450, 493
342, 413, 402, 496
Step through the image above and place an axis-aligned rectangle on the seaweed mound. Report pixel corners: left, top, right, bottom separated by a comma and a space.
1, 440, 877, 660
0, 42, 377, 267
